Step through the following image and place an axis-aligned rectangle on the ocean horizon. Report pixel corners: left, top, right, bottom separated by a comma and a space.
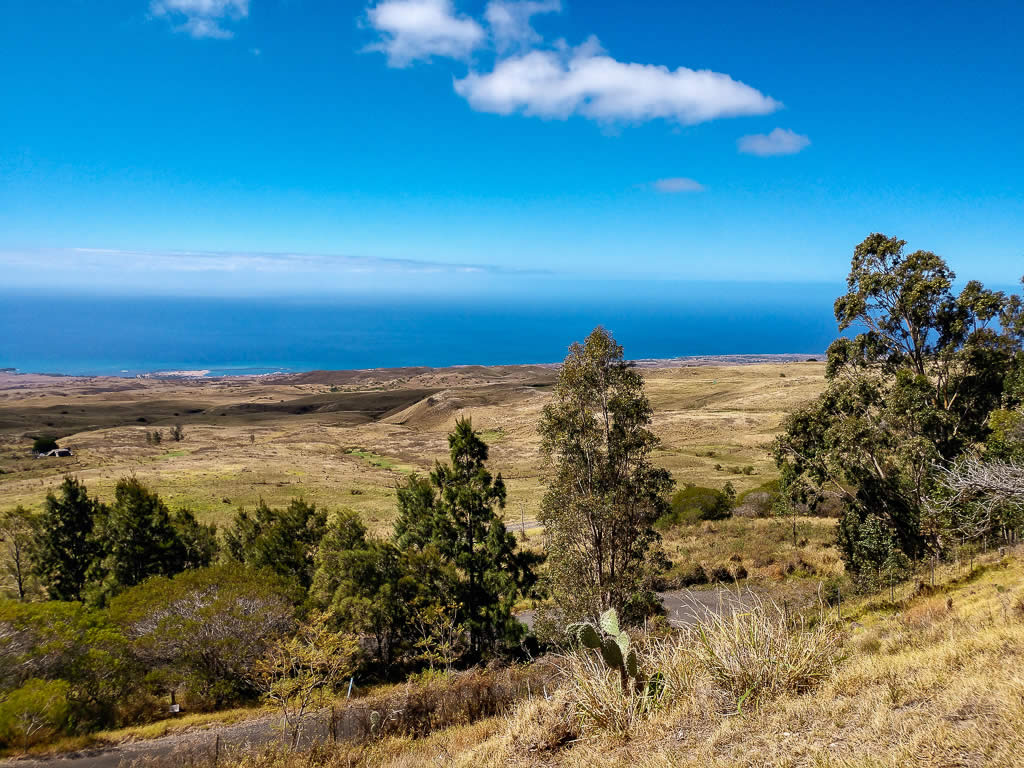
0, 285, 842, 377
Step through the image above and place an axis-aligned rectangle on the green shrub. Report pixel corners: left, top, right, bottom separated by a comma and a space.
0, 599, 132, 731
31, 436, 58, 454
657, 484, 734, 527
735, 479, 782, 518
107, 566, 295, 708
0, 679, 71, 749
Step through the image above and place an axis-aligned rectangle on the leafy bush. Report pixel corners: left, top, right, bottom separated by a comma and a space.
252, 613, 360, 747
0, 600, 133, 731
734, 479, 782, 518
107, 566, 294, 708
657, 484, 734, 527
31, 436, 58, 454
0, 679, 71, 749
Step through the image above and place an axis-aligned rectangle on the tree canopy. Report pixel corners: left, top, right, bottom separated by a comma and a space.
538, 326, 673, 625
775, 234, 1023, 581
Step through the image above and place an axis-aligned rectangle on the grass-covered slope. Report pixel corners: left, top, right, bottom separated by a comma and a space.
271, 551, 1024, 768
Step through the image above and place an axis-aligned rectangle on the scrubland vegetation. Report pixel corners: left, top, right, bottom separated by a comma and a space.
1, 233, 1023, 765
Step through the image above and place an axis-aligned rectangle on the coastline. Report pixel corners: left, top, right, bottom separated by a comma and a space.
0, 352, 823, 383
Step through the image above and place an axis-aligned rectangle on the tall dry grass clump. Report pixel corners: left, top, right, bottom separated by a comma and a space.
561, 649, 667, 734
691, 594, 844, 710
560, 596, 843, 735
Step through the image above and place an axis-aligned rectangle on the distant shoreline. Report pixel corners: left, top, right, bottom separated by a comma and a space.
0, 353, 824, 382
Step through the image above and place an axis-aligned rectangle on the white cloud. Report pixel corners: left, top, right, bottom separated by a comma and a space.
652, 177, 704, 193
22, 248, 535, 275
150, 0, 249, 39
365, 0, 485, 67
737, 127, 810, 156
454, 37, 781, 125
484, 0, 560, 53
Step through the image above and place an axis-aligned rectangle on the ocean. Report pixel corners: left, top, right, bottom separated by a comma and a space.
0, 284, 842, 376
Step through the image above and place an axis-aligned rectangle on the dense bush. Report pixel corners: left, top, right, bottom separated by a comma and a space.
0, 599, 134, 731
31, 436, 59, 454
657, 484, 735, 527
0, 678, 72, 749
734, 480, 782, 518
107, 566, 295, 708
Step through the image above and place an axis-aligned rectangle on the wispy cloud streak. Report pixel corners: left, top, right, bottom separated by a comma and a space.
2, 247, 548, 276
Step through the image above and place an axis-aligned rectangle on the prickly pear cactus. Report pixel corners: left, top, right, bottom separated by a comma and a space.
568, 608, 641, 691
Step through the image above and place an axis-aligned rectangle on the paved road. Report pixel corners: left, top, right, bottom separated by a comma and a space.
517, 584, 755, 631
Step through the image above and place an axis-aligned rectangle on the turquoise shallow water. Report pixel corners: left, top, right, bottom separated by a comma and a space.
0, 285, 840, 376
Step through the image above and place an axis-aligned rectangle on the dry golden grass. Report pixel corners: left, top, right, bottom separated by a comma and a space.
447, 552, 1024, 768
135, 552, 1024, 768
0, 362, 826, 535
662, 516, 842, 582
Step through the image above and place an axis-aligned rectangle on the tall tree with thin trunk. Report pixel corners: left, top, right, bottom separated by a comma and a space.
539, 327, 673, 626
0, 506, 38, 601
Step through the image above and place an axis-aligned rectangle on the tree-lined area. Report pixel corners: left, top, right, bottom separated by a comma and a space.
1, 233, 1023, 757
774, 234, 1024, 587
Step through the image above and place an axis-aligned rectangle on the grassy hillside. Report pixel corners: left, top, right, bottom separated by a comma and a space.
0, 362, 825, 532
254, 550, 1024, 768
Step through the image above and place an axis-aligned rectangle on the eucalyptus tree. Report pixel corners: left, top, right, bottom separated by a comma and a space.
539, 327, 673, 625
774, 234, 1022, 579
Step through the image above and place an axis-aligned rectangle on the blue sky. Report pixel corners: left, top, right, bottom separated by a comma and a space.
1, 0, 1022, 297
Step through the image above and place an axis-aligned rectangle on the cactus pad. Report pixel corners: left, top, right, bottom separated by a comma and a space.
599, 608, 620, 637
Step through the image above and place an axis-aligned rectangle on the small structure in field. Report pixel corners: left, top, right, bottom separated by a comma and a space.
39, 448, 73, 458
